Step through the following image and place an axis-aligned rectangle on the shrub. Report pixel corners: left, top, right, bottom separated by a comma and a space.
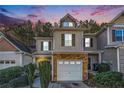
38, 60, 51, 88
97, 63, 110, 73
24, 63, 36, 88
95, 71, 123, 88
8, 75, 28, 88
0, 75, 28, 88
0, 66, 23, 85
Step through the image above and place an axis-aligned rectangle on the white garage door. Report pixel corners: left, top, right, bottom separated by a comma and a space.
57, 60, 82, 81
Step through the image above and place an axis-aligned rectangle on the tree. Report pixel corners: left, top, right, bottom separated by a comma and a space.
43, 22, 53, 36
34, 20, 43, 36
79, 19, 101, 33
11, 20, 35, 47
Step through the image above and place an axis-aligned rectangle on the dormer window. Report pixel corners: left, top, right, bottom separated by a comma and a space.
63, 22, 73, 27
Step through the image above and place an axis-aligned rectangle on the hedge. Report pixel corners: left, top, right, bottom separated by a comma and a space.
0, 75, 28, 88
0, 66, 23, 85
97, 63, 110, 73
95, 71, 124, 88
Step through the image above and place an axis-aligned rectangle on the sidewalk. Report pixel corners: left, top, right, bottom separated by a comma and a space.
33, 77, 41, 88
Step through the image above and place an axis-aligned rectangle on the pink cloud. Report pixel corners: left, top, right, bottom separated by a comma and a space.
65, 7, 84, 16
71, 8, 84, 15
27, 14, 37, 18
91, 5, 124, 16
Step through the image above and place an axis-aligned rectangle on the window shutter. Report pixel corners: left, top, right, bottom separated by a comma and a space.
112, 30, 115, 41
41, 41, 43, 51
61, 34, 65, 46
90, 38, 93, 47
49, 41, 51, 50
83, 38, 85, 47
72, 34, 75, 46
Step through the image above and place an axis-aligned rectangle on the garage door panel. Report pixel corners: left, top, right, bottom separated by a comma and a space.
57, 60, 82, 81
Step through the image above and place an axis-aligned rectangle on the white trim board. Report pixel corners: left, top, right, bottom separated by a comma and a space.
117, 48, 120, 72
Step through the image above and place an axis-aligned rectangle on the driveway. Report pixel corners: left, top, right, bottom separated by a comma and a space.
48, 82, 89, 88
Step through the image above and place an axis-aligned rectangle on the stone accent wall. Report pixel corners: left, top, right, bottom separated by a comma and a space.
53, 53, 88, 81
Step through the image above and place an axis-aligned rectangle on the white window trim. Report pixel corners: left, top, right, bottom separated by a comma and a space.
63, 22, 73, 27
43, 41, 49, 51
117, 48, 120, 72
107, 27, 110, 45
85, 38, 91, 47
64, 34, 72, 46
114, 29, 124, 42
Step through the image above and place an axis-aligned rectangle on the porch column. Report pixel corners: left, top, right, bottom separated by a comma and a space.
98, 52, 102, 63
107, 26, 110, 45
33, 56, 36, 63
51, 54, 54, 81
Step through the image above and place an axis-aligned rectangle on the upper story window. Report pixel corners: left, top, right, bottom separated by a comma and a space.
43, 41, 49, 51
61, 34, 75, 47
112, 29, 124, 42
63, 22, 73, 27
65, 34, 72, 46
41, 41, 51, 51
84, 38, 93, 47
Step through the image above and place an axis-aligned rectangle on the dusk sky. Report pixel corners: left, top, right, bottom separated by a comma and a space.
0, 5, 124, 24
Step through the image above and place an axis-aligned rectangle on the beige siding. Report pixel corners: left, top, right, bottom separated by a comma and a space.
102, 48, 118, 71
35, 37, 52, 54
0, 52, 22, 69
113, 15, 124, 24
22, 54, 33, 65
119, 47, 124, 73
53, 30, 83, 52
84, 35, 97, 51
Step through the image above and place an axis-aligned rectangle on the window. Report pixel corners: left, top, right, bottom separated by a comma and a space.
43, 41, 49, 51
64, 34, 72, 46
59, 61, 63, 64
85, 38, 90, 47
113, 29, 124, 42
70, 61, 75, 64
0, 60, 4, 64
5, 61, 10, 64
11, 60, 15, 64
41, 41, 51, 51
64, 61, 69, 64
63, 22, 73, 27
76, 61, 81, 64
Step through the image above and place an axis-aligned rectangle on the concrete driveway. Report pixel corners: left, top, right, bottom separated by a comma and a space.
48, 82, 89, 88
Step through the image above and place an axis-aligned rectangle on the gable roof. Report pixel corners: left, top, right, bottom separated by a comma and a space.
95, 10, 124, 36
110, 10, 124, 23
0, 32, 31, 53
60, 13, 78, 22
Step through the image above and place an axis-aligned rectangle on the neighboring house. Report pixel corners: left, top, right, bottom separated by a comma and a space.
0, 32, 33, 69
34, 12, 124, 81
97, 10, 124, 74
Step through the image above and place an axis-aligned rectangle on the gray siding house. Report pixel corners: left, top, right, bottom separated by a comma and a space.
0, 32, 33, 69
34, 11, 124, 81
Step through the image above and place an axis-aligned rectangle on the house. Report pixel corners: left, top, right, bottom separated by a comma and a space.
34, 14, 90, 81
35, 11, 124, 81
0, 32, 33, 69
97, 10, 124, 73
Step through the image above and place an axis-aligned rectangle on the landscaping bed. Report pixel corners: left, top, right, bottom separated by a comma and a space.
0, 63, 37, 88
84, 63, 124, 88
0, 66, 29, 88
